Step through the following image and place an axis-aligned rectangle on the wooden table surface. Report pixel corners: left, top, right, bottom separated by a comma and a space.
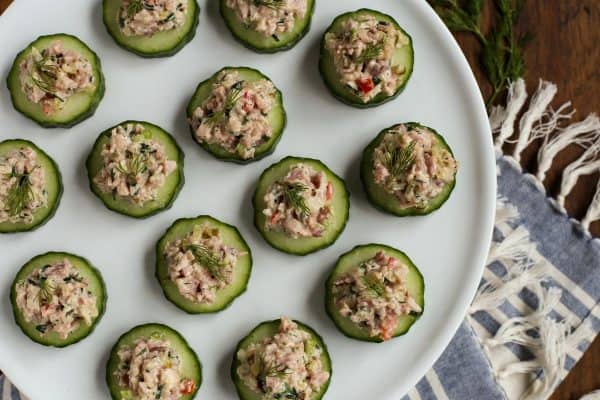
0, 0, 598, 398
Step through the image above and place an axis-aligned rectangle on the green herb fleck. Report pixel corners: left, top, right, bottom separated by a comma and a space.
253, 0, 284, 10
361, 274, 386, 297
282, 183, 310, 219
186, 244, 226, 282
354, 41, 385, 64
115, 152, 147, 186
205, 81, 244, 126
382, 140, 416, 178
37, 277, 55, 304
127, 0, 143, 17
4, 168, 37, 218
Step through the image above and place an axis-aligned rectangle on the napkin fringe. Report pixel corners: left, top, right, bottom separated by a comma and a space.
490, 78, 600, 236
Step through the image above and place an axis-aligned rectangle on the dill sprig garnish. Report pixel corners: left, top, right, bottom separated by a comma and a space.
253, 0, 284, 10
361, 274, 386, 297
382, 141, 416, 178
428, 0, 531, 107
354, 41, 384, 64
115, 153, 148, 186
205, 81, 245, 126
186, 244, 226, 282
127, 0, 143, 17
4, 168, 37, 218
282, 182, 310, 219
30, 53, 64, 101
37, 277, 56, 305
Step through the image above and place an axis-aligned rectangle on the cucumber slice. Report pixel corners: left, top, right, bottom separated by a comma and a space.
102, 0, 200, 57
0, 139, 63, 233
6, 34, 105, 128
219, 0, 315, 53
106, 323, 202, 400
361, 122, 457, 216
231, 319, 331, 400
319, 9, 414, 108
186, 67, 286, 163
155, 215, 253, 313
10, 251, 107, 347
325, 244, 425, 342
252, 156, 350, 256
86, 120, 185, 219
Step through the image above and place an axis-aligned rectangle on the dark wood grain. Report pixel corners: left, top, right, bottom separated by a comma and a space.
0, 0, 598, 398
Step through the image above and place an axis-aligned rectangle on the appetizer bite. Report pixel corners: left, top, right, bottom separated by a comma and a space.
10, 252, 106, 347
319, 9, 413, 108
156, 215, 253, 313
253, 156, 349, 255
187, 67, 286, 163
325, 244, 424, 342
102, 0, 200, 57
361, 122, 457, 216
231, 317, 331, 400
7, 34, 105, 128
106, 324, 202, 400
0, 140, 62, 233
219, 0, 315, 53
86, 121, 184, 218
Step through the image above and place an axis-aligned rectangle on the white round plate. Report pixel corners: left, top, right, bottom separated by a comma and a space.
0, 1, 495, 399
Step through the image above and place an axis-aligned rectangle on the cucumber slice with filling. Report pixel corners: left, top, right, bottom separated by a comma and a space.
86, 120, 185, 219
0, 139, 63, 233
102, 0, 200, 57
231, 319, 331, 400
319, 9, 414, 108
361, 122, 457, 216
219, 0, 315, 53
253, 156, 350, 256
106, 323, 202, 400
155, 215, 253, 313
10, 251, 107, 347
186, 67, 286, 163
6, 34, 105, 128
325, 244, 424, 342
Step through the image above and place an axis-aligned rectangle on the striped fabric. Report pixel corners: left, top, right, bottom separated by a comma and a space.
3, 158, 598, 399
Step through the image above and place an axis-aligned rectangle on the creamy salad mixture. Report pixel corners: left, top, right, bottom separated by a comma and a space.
116, 335, 196, 400
325, 15, 410, 102
164, 224, 243, 304
94, 123, 177, 206
262, 164, 333, 238
236, 317, 329, 400
19, 41, 95, 115
0, 147, 47, 224
332, 251, 421, 341
190, 70, 277, 160
225, 0, 308, 38
119, 0, 187, 37
372, 124, 457, 209
14, 259, 98, 339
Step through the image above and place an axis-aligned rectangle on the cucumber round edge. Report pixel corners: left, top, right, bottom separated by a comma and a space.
230, 318, 332, 400
252, 156, 350, 256
85, 120, 185, 219
318, 8, 414, 109
155, 215, 253, 314
6, 33, 105, 128
0, 139, 63, 234
186, 66, 287, 164
10, 251, 107, 348
219, 0, 316, 53
361, 122, 457, 217
102, 0, 200, 58
325, 243, 425, 343
105, 323, 202, 400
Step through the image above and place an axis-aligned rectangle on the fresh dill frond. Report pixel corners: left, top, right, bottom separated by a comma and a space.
205, 81, 245, 126
282, 182, 310, 219
115, 153, 148, 185
354, 41, 384, 64
4, 170, 36, 217
383, 140, 416, 178
127, 0, 143, 17
361, 274, 386, 297
253, 0, 284, 10
37, 277, 56, 305
186, 244, 226, 282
